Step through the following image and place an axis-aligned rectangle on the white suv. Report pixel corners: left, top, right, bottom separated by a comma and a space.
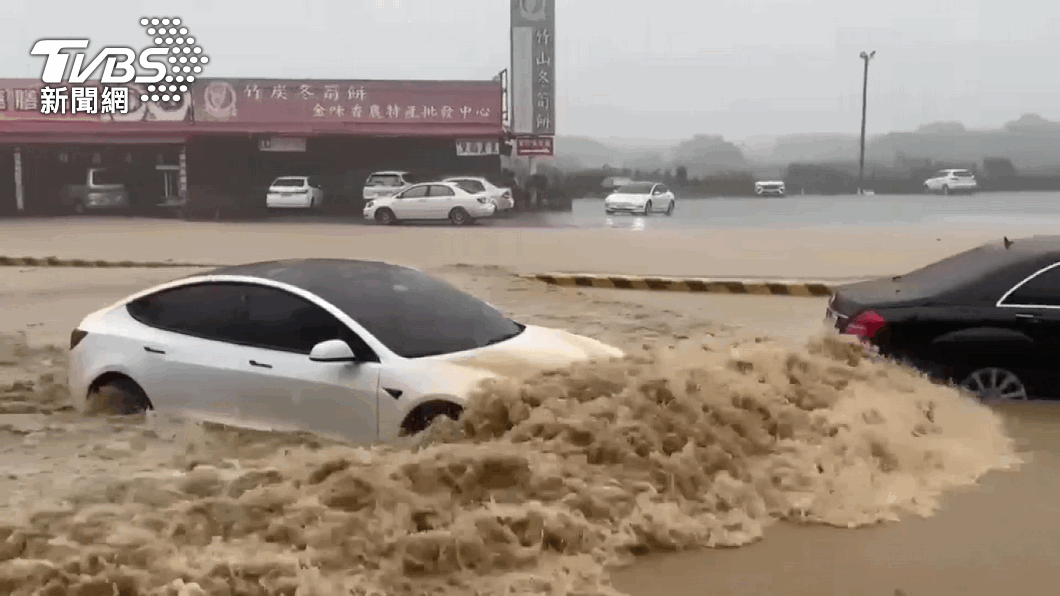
924, 169, 978, 195
363, 171, 417, 202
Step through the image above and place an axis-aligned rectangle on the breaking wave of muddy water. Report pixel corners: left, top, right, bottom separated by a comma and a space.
0, 333, 1022, 596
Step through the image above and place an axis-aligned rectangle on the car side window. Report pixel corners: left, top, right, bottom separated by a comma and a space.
1003, 265, 1060, 307
429, 184, 456, 197
398, 185, 429, 199
242, 286, 375, 357
658, 184, 669, 194
126, 283, 248, 342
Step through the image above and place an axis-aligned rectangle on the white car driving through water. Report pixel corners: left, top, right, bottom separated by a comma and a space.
924, 169, 978, 195
604, 182, 676, 216
363, 181, 496, 225
67, 259, 624, 443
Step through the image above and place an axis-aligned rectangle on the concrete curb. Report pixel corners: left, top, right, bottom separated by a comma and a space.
520, 273, 848, 297
0, 256, 217, 268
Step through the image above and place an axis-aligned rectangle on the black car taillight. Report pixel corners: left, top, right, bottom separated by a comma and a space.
70, 328, 88, 350
845, 311, 886, 340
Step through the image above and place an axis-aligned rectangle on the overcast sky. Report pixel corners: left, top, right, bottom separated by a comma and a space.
2, 0, 1058, 142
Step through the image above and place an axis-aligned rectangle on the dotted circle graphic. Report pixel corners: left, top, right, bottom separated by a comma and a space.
139, 15, 209, 99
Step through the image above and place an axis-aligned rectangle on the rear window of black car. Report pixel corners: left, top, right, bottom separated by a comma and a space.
894, 243, 1029, 293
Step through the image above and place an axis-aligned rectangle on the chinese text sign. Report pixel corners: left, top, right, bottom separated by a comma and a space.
511, 0, 555, 135
194, 79, 501, 125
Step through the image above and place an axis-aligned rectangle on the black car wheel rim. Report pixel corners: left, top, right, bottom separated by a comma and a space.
960, 367, 1028, 401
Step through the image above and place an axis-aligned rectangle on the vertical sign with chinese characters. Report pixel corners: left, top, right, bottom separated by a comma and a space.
511, 0, 555, 136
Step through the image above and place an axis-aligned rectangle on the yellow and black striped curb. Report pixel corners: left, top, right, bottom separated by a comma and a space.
520, 273, 845, 297
0, 256, 218, 268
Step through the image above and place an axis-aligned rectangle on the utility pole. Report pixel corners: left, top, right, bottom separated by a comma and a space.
858, 50, 876, 195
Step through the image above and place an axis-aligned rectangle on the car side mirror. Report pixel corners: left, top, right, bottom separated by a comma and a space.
309, 339, 358, 363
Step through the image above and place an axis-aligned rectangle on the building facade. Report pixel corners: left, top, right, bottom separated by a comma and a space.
0, 78, 504, 216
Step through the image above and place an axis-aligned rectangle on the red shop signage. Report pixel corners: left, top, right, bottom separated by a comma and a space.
194, 79, 502, 126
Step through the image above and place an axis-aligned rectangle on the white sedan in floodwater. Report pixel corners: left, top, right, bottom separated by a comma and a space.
363, 181, 497, 225
604, 182, 676, 216
67, 259, 623, 442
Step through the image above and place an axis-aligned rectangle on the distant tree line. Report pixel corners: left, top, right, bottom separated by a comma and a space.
545, 156, 1060, 197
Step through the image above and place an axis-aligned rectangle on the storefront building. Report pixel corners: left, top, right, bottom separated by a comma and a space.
0, 77, 504, 216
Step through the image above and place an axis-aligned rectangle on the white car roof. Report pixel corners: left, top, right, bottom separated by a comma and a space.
369, 171, 409, 176
407, 181, 468, 191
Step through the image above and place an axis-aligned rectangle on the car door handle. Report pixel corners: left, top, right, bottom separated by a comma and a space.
1015, 313, 1039, 321
249, 360, 273, 369
143, 346, 166, 354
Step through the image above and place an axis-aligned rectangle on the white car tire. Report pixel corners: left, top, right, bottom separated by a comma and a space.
643, 201, 653, 216
449, 207, 471, 226
665, 201, 674, 216
375, 208, 397, 225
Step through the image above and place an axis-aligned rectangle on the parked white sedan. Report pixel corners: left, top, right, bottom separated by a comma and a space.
442, 176, 515, 211
364, 181, 497, 225
67, 259, 624, 443
266, 176, 324, 209
604, 181, 676, 216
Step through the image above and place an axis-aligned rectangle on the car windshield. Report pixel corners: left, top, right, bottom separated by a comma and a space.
313, 266, 525, 358
366, 174, 403, 187
615, 183, 654, 194
271, 178, 305, 187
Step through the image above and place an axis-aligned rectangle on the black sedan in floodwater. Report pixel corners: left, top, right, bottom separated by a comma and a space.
828, 235, 1060, 401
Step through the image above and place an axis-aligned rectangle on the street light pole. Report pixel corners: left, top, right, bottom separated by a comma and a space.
858, 50, 876, 195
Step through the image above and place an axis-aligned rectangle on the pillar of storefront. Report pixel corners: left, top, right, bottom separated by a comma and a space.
13, 148, 23, 212
179, 145, 187, 199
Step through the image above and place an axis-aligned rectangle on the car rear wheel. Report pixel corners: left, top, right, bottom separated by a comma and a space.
942, 185, 950, 195
73, 201, 86, 215
375, 208, 396, 225
959, 367, 1029, 401
665, 200, 675, 216
449, 207, 471, 225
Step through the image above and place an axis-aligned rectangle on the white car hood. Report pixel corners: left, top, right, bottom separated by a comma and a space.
425, 324, 625, 380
